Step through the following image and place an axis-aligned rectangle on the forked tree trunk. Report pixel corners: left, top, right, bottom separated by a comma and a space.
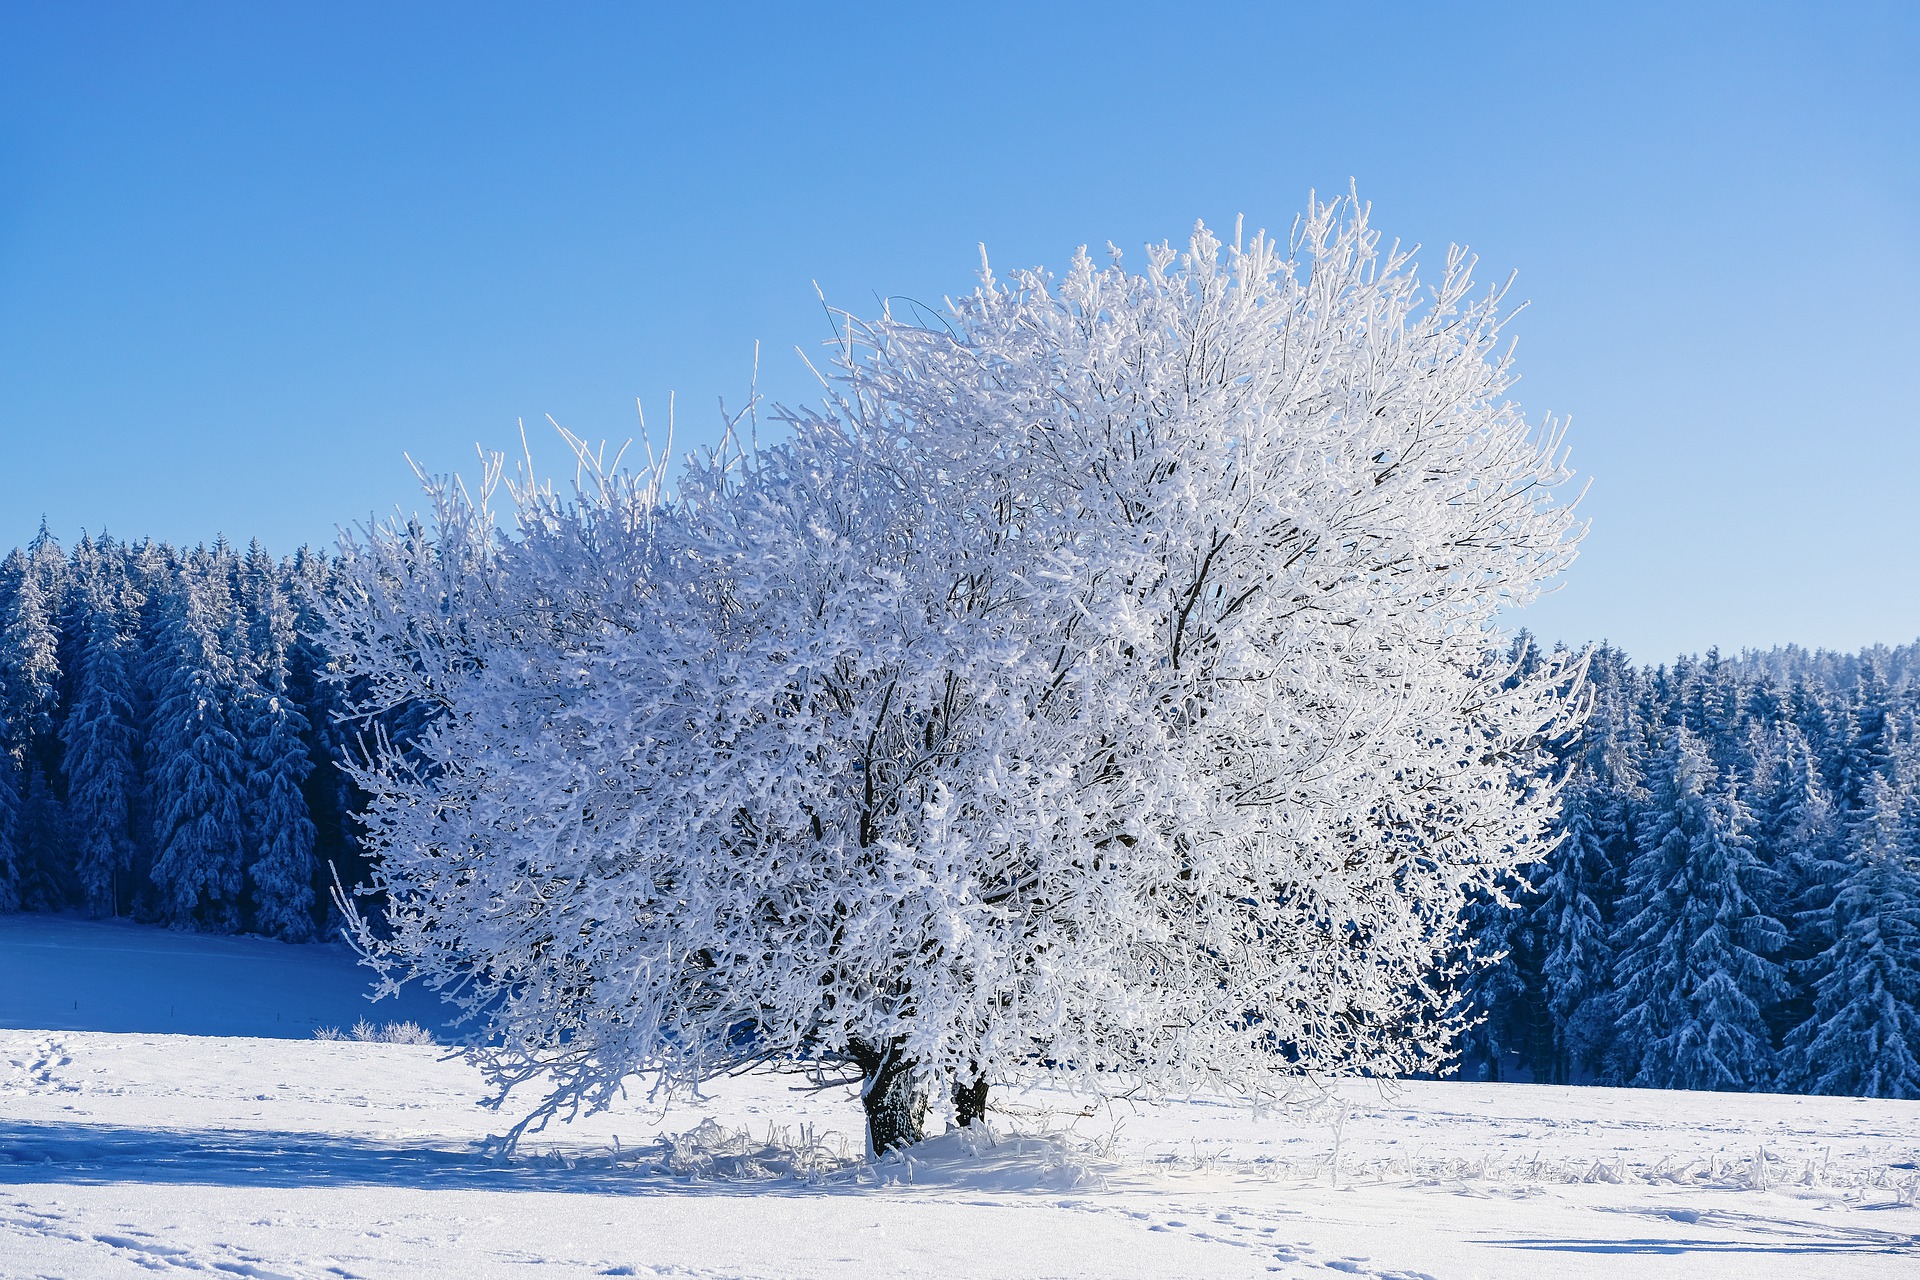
847, 1037, 926, 1155
952, 1076, 989, 1127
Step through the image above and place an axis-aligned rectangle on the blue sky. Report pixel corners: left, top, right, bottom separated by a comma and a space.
1, 2, 1915, 663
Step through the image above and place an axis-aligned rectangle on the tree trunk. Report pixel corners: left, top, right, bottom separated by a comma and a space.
952, 1076, 989, 1127
847, 1037, 925, 1155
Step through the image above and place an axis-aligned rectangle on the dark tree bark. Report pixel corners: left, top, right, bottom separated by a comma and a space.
847, 1036, 926, 1155
952, 1075, 989, 1127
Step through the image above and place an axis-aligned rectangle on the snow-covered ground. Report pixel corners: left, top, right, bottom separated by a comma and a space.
0, 914, 458, 1040
2, 918, 1917, 1279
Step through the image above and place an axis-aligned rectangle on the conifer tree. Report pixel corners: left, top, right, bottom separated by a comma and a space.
1833, 666, 1896, 817
1, 546, 62, 747
241, 564, 318, 939
1610, 727, 1786, 1091
1749, 721, 1843, 1042
17, 761, 70, 907
1455, 633, 1557, 1081
1781, 772, 1920, 1097
1453, 874, 1543, 1081
1538, 647, 1647, 1077
146, 558, 249, 929
1538, 740, 1620, 1082
0, 703, 19, 913
244, 690, 317, 940
63, 567, 143, 915
0, 530, 70, 905
282, 555, 348, 905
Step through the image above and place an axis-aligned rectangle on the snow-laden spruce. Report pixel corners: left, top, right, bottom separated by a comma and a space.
326, 197, 1586, 1154
63, 554, 142, 916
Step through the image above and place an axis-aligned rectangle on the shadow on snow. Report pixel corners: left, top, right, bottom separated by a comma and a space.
0, 1118, 824, 1196
1479, 1206, 1919, 1256
0, 1118, 1112, 1198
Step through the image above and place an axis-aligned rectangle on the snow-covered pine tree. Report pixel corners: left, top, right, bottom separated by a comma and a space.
1610, 726, 1787, 1090
17, 761, 70, 906
1, 530, 72, 906
1780, 772, 1920, 1097
1748, 720, 1843, 1045
284, 547, 361, 923
243, 690, 318, 940
1, 530, 65, 740
0, 697, 19, 912
62, 547, 143, 915
240, 541, 289, 681
1455, 634, 1556, 1082
127, 540, 185, 897
1685, 650, 1747, 770
1743, 675, 1784, 737
1453, 871, 1542, 1081
240, 564, 318, 940
328, 198, 1586, 1154
145, 553, 250, 930
1655, 654, 1695, 732
1, 547, 61, 754
1832, 665, 1896, 818
1536, 646, 1649, 1078
1537, 729, 1626, 1082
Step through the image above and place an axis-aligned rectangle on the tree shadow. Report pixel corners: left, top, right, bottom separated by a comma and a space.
0, 1117, 1128, 1199
0, 1118, 825, 1196
1478, 1205, 1919, 1256
1488, 1236, 1917, 1255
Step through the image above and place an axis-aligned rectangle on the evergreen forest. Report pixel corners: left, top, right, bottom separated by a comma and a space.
0, 525, 369, 940
1458, 637, 1920, 1098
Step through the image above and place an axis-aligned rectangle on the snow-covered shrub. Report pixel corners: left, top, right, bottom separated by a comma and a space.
352, 1018, 432, 1045
312, 1019, 434, 1045
326, 194, 1584, 1153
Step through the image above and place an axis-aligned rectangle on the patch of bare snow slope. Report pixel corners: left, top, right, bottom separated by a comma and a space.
3, 1028, 1918, 1278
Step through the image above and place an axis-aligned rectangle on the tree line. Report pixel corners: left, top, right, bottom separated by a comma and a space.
1458, 638, 1920, 1099
0, 523, 370, 938
2, 523, 1916, 1103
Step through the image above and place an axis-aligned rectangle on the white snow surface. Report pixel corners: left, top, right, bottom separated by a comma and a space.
3, 919, 1918, 1279
0, 915, 458, 1039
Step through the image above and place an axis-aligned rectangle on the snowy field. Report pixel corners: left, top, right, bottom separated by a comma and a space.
0, 916, 459, 1041
3, 919, 1918, 1279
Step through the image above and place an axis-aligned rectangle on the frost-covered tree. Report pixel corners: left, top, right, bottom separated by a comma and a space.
146, 556, 249, 929
1748, 720, 1842, 1043
1609, 727, 1786, 1091
284, 549, 363, 915
1536, 737, 1622, 1082
0, 536, 65, 746
0, 703, 19, 913
1454, 635, 1562, 1083
63, 551, 143, 915
17, 761, 69, 906
1453, 871, 1544, 1082
1532, 648, 1647, 1078
1832, 665, 1896, 817
242, 568, 318, 939
0, 531, 360, 929
329, 198, 1587, 1154
243, 691, 318, 940
1781, 773, 1920, 1097
0, 529, 68, 908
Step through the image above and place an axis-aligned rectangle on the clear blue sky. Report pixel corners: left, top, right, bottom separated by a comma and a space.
2, 2, 1915, 664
